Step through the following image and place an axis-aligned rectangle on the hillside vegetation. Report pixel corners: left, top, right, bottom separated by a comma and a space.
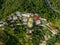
0, 0, 60, 45
0, 0, 60, 21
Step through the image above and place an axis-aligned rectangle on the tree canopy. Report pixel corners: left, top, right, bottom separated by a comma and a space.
0, 0, 60, 21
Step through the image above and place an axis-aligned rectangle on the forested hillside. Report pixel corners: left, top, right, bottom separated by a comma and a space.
0, 0, 60, 21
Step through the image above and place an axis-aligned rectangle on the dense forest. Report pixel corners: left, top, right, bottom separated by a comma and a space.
0, 0, 60, 21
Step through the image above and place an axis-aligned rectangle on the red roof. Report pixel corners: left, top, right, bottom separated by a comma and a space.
33, 16, 39, 21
